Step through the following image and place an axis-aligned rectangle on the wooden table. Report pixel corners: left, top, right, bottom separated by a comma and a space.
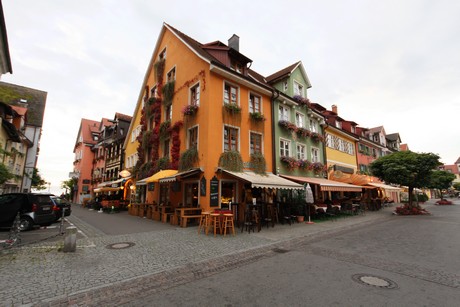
175, 207, 202, 227
158, 206, 172, 223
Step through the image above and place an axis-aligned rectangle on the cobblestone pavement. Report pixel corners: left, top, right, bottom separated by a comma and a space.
0, 200, 452, 306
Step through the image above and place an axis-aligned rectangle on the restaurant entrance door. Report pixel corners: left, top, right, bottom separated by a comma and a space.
184, 182, 199, 207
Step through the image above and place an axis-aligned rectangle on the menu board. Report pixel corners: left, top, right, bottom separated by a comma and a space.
210, 176, 219, 207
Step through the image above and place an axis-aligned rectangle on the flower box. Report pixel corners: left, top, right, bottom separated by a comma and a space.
182, 104, 199, 116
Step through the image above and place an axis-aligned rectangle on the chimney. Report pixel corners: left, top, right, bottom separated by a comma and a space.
332, 104, 338, 114
228, 34, 240, 52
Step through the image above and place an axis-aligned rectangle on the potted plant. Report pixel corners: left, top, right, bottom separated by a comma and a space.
223, 102, 241, 114
249, 112, 266, 122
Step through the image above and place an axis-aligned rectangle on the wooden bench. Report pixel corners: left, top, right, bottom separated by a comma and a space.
161, 212, 173, 223
180, 215, 202, 228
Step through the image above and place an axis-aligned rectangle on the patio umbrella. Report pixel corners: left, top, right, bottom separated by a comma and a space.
305, 184, 315, 224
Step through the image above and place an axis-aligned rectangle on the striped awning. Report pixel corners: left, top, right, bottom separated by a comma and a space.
221, 170, 303, 190
280, 175, 363, 192
159, 168, 203, 183
366, 182, 402, 191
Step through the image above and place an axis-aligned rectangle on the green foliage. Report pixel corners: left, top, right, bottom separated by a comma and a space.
0, 163, 13, 185
370, 151, 441, 206
156, 157, 170, 172
250, 152, 266, 175
162, 80, 175, 105
154, 59, 165, 81
223, 103, 241, 114
453, 182, 460, 191
218, 151, 243, 172
428, 170, 456, 199
31, 168, 47, 190
178, 147, 199, 171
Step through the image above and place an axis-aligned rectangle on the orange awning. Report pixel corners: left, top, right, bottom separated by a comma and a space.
280, 175, 363, 192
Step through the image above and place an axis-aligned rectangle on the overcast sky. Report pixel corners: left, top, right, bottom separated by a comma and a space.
3, 0, 459, 195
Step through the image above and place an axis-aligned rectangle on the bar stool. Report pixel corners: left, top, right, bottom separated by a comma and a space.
198, 211, 211, 235
209, 213, 222, 237
223, 213, 235, 236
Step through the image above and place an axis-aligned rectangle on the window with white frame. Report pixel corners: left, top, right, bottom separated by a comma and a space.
278, 105, 289, 121
249, 93, 261, 113
311, 147, 320, 162
250, 132, 262, 154
325, 134, 333, 148
310, 119, 317, 132
224, 126, 239, 152
295, 112, 305, 128
159, 48, 166, 60
188, 126, 198, 149
190, 83, 200, 106
293, 81, 303, 97
151, 85, 157, 99
224, 83, 238, 105
165, 104, 172, 121
167, 67, 176, 82
296, 144, 306, 160
279, 139, 290, 157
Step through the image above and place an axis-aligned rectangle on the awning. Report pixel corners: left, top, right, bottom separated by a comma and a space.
280, 175, 363, 192
366, 182, 402, 191
94, 187, 122, 193
221, 170, 303, 190
98, 178, 125, 187
159, 168, 203, 183
147, 169, 178, 183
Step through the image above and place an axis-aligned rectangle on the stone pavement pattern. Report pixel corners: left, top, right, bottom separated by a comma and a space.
0, 201, 439, 306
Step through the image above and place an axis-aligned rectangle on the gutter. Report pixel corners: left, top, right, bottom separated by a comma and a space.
271, 89, 280, 175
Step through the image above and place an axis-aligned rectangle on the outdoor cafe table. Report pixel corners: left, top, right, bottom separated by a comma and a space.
158, 205, 172, 223
175, 207, 202, 227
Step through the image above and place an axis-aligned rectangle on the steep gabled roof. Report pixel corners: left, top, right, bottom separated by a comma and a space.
114, 112, 132, 123
266, 61, 312, 88
386, 133, 401, 142
0, 81, 47, 127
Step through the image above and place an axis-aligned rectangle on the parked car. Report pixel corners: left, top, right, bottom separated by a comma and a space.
50, 196, 72, 221
0, 193, 56, 231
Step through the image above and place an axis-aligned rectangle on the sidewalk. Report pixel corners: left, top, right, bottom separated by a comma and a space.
0, 202, 433, 306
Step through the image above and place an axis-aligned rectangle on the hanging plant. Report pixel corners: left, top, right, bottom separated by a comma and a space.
293, 95, 311, 108
297, 159, 311, 170
296, 127, 311, 138
155, 157, 170, 172
223, 103, 241, 114
162, 80, 175, 105
250, 152, 266, 175
309, 162, 326, 174
218, 150, 243, 172
169, 121, 183, 169
280, 156, 298, 171
159, 120, 171, 141
154, 59, 165, 82
278, 120, 297, 133
182, 104, 199, 116
178, 147, 199, 171
249, 112, 266, 122
141, 131, 152, 151
310, 132, 324, 143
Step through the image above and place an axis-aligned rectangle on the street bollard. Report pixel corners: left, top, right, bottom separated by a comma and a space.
63, 226, 77, 253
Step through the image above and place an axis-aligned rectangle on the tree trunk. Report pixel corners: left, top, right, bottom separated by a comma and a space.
408, 186, 414, 207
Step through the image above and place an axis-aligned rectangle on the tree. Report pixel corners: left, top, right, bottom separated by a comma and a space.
428, 170, 456, 200
369, 151, 441, 207
0, 163, 14, 184
453, 182, 460, 191
61, 178, 77, 200
31, 168, 47, 190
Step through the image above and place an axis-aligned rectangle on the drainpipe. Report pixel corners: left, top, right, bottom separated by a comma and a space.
270, 89, 280, 175
321, 122, 329, 178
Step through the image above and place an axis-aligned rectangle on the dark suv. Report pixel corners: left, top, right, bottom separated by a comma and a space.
0, 193, 57, 231
50, 195, 72, 221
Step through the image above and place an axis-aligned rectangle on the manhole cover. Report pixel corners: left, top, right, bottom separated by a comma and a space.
352, 274, 398, 289
272, 248, 289, 254
106, 242, 135, 250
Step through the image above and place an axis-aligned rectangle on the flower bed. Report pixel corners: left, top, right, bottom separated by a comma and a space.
394, 204, 430, 215
435, 199, 453, 205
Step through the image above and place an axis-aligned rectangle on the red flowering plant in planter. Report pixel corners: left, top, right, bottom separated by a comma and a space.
278, 120, 298, 133
293, 95, 312, 108
435, 199, 453, 205
280, 156, 298, 171
310, 132, 324, 143
297, 159, 311, 170
296, 127, 311, 139
395, 204, 430, 215
182, 104, 199, 116
309, 162, 326, 175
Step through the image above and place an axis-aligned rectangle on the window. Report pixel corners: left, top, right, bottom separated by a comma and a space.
224, 126, 239, 151
249, 93, 261, 114
283, 81, 288, 92
151, 85, 157, 98
230, 60, 243, 73
294, 81, 303, 97
159, 48, 166, 60
164, 139, 170, 158
310, 119, 317, 132
165, 104, 172, 121
167, 67, 176, 82
250, 132, 262, 154
190, 83, 200, 106
311, 147, 320, 162
280, 139, 290, 157
336, 120, 342, 129
297, 144, 306, 160
295, 112, 305, 128
278, 105, 289, 121
224, 83, 238, 105
188, 126, 198, 148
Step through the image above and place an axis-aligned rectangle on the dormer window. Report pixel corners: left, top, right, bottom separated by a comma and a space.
230, 60, 243, 73
336, 121, 342, 129
294, 81, 304, 97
